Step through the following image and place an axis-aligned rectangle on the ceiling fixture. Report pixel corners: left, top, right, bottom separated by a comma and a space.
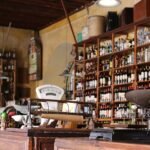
96, 0, 121, 7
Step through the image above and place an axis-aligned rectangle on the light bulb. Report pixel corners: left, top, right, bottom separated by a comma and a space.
96, 0, 121, 7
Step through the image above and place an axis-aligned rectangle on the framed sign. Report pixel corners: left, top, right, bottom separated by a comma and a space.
28, 33, 42, 81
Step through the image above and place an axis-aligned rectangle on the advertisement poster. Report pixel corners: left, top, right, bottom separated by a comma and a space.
29, 36, 42, 81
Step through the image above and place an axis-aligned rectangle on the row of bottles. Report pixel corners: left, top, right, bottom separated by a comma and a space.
114, 87, 128, 102
75, 96, 83, 102
138, 66, 150, 82
99, 40, 112, 56
78, 50, 83, 61
85, 76, 97, 89
137, 27, 150, 46
137, 83, 150, 89
114, 69, 134, 85
76, 82, 83, 91
137, 46, 150, 64
100, 88, 112, 103
114, 36, 134, 51
3, 62, 15, 71
99, 74, 111, 87
85, 91, 97, 103
75, 68, 84, 77
114, 103, 131, 119
85, 61, 97, 74
0, 50, 16, 59
86, 44, 98, 59
99, 104, 112, 118
115, 52, 134, 68
137, 108, 144, 118
100, 59, 113, 71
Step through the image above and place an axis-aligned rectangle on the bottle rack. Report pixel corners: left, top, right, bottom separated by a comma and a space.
73, 17, 150, 125
0, 50, 16, 106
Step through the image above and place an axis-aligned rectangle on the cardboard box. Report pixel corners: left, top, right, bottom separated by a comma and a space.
134, 0, 150, 22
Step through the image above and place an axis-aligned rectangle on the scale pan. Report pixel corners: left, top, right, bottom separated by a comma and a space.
125, 89, 150, 107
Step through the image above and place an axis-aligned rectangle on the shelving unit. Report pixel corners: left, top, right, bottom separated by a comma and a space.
73, 17, 150, 126
0, 51, 16, 107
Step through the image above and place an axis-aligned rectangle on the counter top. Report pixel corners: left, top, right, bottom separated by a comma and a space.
54, 138, 150, 150
4, 128, 91, 137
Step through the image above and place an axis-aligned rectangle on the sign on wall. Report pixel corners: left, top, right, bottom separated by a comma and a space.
28, 32, 42, 81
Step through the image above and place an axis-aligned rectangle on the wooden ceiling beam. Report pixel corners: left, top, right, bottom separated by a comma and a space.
5, 0, 64, 11
0, 0, 95, 29
0, 14, 51, 25
0, 21, 38, 30
0, 2, 64, 17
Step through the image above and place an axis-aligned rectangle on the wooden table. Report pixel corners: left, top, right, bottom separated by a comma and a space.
54, 138, 150, 150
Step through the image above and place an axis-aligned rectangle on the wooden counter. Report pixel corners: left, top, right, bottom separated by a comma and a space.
0, 128, 90, 150
54, 138, 150, 150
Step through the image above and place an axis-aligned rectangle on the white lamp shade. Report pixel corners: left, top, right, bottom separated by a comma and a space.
96, 0, 121, 7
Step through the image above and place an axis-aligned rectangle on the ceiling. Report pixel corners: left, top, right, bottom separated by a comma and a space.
0, 0, 95, 30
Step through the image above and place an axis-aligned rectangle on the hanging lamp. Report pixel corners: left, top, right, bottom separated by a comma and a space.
96, 0, 121, 7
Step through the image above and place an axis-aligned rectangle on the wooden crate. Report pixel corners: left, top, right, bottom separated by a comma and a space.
134, 0, 150, 22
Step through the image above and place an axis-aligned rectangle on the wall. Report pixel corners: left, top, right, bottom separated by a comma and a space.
0, 0, 141, 99
0, 26, 32, 103
33, 0, 139, 98
0, 27, 32, 67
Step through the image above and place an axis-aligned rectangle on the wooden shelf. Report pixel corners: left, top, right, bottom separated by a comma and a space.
74, 17, 150, 126
99, 53, 113, 59
113, 118, 131, 120
99, 102, 112, 105
137, 80, 150, 84
85, 88, 96, 91
99, 85, 111, 89
137, 42, 150, 49
114, 64, 135, 70
114, 83, 133, 87
113, 47, 134, 55
137, 61, 150, 66
85, 57, 97, 62
74, 90, 84, 94
99, 69, 111, 73
114, 101, 128, 103
75, 60, 84, 64
85, 72, 96, 76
